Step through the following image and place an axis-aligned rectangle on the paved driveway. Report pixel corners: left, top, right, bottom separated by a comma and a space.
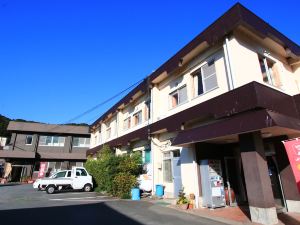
0, 184, 227, 225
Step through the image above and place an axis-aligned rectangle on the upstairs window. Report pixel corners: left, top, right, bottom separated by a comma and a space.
133, 111, 142, 126
259, 56, 281, 88
73, 137, 90, 148
94, 135, 98, 145
106, 127, 111, 140
39, 136, 65, 147
193, 60, 218, 96
169, 85, 187, 108
25, 135, 33, 145
123, 117, 131, 131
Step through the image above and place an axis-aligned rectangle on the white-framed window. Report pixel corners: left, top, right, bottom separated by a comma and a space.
193, 59, 218, 96
123, 117, 131, 131
106, 127, 111, 140
133, 110, 142, 126
169, 85, 187, 108
39, 136, 65, 147
259, 56, 281, 88
163, 152, 172, 183
98, 133, 102, 145
94, 135, 98, 145
25, 135, 33, 145
73, 137, 90, 148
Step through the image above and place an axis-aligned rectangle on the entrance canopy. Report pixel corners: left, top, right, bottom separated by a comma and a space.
172, 110, 300, 146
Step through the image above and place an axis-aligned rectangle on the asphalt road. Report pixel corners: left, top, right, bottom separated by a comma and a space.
0, 184, 227, 225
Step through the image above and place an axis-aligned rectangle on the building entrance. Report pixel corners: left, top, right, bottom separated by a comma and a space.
266, 155, 286, 211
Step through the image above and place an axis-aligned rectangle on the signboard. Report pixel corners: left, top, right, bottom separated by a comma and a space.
282, 139, 300, 193
38, 162, 47, 178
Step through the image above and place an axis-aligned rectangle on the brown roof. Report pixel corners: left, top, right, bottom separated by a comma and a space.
7, 121, 90, 135
90, 3, 300, 129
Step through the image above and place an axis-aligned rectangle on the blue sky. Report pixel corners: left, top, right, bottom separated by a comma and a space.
1, 0, 300, 124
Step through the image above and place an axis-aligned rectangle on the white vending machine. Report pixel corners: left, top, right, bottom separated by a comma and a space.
200, 159, 226, 208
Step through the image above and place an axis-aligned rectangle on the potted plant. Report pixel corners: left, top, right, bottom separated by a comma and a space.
176, 188, 190, 210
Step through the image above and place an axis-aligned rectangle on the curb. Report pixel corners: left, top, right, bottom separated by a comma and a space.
0, 182, 22, 187
167, 205, 251, 225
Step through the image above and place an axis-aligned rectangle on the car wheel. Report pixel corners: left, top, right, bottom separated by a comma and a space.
46, 185, 56, 194
83, 184, 92, 192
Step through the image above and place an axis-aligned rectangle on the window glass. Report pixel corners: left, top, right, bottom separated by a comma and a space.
73, 137, 90, 147
67, 171, 71, 177
144, 149, 151, 163
55, 171, 66, 178
173, 150, 181, 158
25, 135, 33, 145
169, 85, 187, 108
106, 128, 111, 140
39, 136, 47, 145
178, 86, 187, 103
53, 136, 59, 146
73, 137, 80, 147
194, 60, 218, 96
123, 117, 131, 130
46, 136, 52, 145
58, 137, 65, 146
163, 159, 172, 182
39, 136, 65, 147
76, 168, 87, 176
259, 56, 281, 88
133, 111, 142, 126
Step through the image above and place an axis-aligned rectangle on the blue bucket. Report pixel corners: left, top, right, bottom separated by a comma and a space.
156, 184, 164, 197
131, 188, 140, 200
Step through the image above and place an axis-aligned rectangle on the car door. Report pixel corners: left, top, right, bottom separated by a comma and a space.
72, 168, 89, 189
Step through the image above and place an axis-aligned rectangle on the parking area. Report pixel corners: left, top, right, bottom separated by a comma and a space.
0, 184, 228, 225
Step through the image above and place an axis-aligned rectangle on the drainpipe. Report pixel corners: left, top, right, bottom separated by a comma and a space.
223, 37, 235, 90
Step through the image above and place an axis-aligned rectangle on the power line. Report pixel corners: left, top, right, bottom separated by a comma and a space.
6, 77, 146, 152
64, 78, 145, 124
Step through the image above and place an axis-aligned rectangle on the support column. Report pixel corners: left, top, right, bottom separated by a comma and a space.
239, 131, 278, 225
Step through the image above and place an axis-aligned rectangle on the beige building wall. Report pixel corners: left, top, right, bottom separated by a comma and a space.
228, 31, 300, 95
153, 48, 229, 123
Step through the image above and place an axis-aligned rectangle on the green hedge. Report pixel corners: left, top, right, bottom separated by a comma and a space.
85, 145, 142, 198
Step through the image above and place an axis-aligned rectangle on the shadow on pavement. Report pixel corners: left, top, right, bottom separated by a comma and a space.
0, 202, 143, 225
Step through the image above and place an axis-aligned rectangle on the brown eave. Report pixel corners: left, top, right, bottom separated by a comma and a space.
0, 150, 35, 159
172, 110, 300, 146
37, 152, 87, 160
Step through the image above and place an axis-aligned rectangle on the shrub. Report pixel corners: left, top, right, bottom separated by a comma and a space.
85, 145, 142, 198
176, 187, 190, 205
112, 172, 138, 198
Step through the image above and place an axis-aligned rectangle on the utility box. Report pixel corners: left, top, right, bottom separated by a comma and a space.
200, 159, 226, 208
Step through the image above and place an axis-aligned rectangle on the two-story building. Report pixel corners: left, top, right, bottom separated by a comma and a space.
87, 3, 300, 224
0, 121, 90, 182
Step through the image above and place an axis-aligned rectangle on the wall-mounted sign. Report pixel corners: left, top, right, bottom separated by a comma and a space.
282, 138, 300, 193
38, 162, 47, 178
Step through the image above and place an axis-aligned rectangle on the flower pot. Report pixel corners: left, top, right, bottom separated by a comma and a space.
188, 203, 194, 209
178, 203, 189, 210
